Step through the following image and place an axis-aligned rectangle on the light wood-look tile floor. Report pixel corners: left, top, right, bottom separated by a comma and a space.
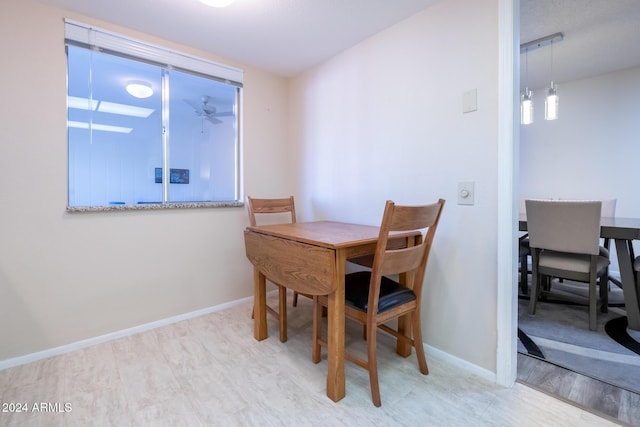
0, 295, 624, 426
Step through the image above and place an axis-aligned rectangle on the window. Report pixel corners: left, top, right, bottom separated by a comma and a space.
65, 20, 243, 209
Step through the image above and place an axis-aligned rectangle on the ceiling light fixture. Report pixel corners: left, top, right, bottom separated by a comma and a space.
520, 32, 563, 125
68, 120, 133, 134
200, 0, 236, 7
545, 41, 559, 121
68, 96, 154, 118
98, 101, 154, 118
125, 81, 153, 99
520, 47, 533, 125
521, 87, 533, 125
68, 96, 98, 111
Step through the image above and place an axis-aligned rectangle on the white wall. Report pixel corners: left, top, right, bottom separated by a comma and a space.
520, 67, 640, 211
289, 0, 502, 372
520, 66, 640, 273
1, 0, 513, 379
0, 0, 291, 361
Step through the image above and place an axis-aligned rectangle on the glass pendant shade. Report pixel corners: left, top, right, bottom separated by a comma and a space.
521, 88, 533, 125
545, 82, 558, 121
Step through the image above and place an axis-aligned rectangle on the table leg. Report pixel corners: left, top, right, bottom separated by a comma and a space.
326, 250, 346, 402
278, 285, 287, 342
614, 239, 640, 330
253, 267, 268, 340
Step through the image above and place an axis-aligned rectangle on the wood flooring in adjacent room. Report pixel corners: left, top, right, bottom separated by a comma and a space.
517, 353, 640, 426
0, 295, 627, 426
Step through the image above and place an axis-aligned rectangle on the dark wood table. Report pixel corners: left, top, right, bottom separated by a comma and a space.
244, 221, 419, 402
519, 215, 640, 330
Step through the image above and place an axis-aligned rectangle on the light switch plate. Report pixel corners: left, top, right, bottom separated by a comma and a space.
458, 181, 475, 205
462, 89, 477, 113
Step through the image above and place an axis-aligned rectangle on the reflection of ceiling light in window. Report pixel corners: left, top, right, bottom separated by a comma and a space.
67, 96, 154, 118
68, 120, 132, 134
200, 0, 236, 7
68, 96, 98, 110
125, 81, 153, 98
98, 101, 154, 118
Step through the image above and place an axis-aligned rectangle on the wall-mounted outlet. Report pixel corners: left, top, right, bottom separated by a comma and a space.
458, 181, 475, 205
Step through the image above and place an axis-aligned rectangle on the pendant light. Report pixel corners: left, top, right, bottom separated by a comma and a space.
545, 82, 558, 120
521, 47, 533, 125
544, 40, 558, 121
520, 32, 563, 125
521, 87, 533, 125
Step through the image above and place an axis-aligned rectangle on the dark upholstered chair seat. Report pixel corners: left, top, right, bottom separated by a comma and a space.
345, 271, 416, 313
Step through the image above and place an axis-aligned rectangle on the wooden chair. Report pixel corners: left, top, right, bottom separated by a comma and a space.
312, 199, 445, 407
526, 200, 610, 331
246, 196, 297, 342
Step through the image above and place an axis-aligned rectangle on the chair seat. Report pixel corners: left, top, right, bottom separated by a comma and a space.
345, 271, 416, 313
539, 250, 610, 274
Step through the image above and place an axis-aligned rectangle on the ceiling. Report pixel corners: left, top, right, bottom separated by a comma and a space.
520, 0, 640, 90
37, 0, 640, 87
37, 0, 440, 77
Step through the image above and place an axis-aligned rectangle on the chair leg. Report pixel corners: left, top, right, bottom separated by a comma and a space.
600, 270, 609, 313
312, 296, 322, 363
366, 319, 381, 407
528, 261, 540, 315
519, 254, 529, 295
411, 312, 429, 375
278, 286, 287, 342
293, 291, 299, 307
589, 276, 597, 331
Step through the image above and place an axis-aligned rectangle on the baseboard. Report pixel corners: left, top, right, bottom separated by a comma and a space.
424, 343, 497, 383
0, 295, 254, 371
3, 291, 499, 388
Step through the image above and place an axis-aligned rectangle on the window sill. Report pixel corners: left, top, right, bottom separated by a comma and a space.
66, 201, 243, 213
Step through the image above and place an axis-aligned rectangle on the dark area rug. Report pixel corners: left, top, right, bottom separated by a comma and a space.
518, 279, 640, 394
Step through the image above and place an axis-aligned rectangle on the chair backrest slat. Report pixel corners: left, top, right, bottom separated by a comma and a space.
246, 196, 296, 226
377, 246, 424, 277
370, 199, 445, 309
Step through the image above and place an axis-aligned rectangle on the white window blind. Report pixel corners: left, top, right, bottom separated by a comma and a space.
64, 19, 243, 87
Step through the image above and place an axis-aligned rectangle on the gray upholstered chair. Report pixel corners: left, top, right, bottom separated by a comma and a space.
518, 197, 552, 295
599, 199, 620, 291
519, 235, 531, 295
519, 199, 530, 295
556, 199, 618, 307
526, 200, 610, 331
635, 255, 640, 294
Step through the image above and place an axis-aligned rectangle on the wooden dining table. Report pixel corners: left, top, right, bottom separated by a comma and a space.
244, 220, 420, 402
519, 214, 640, 330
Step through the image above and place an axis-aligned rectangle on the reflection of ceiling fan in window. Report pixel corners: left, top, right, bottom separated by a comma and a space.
184, 95, 233, 124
